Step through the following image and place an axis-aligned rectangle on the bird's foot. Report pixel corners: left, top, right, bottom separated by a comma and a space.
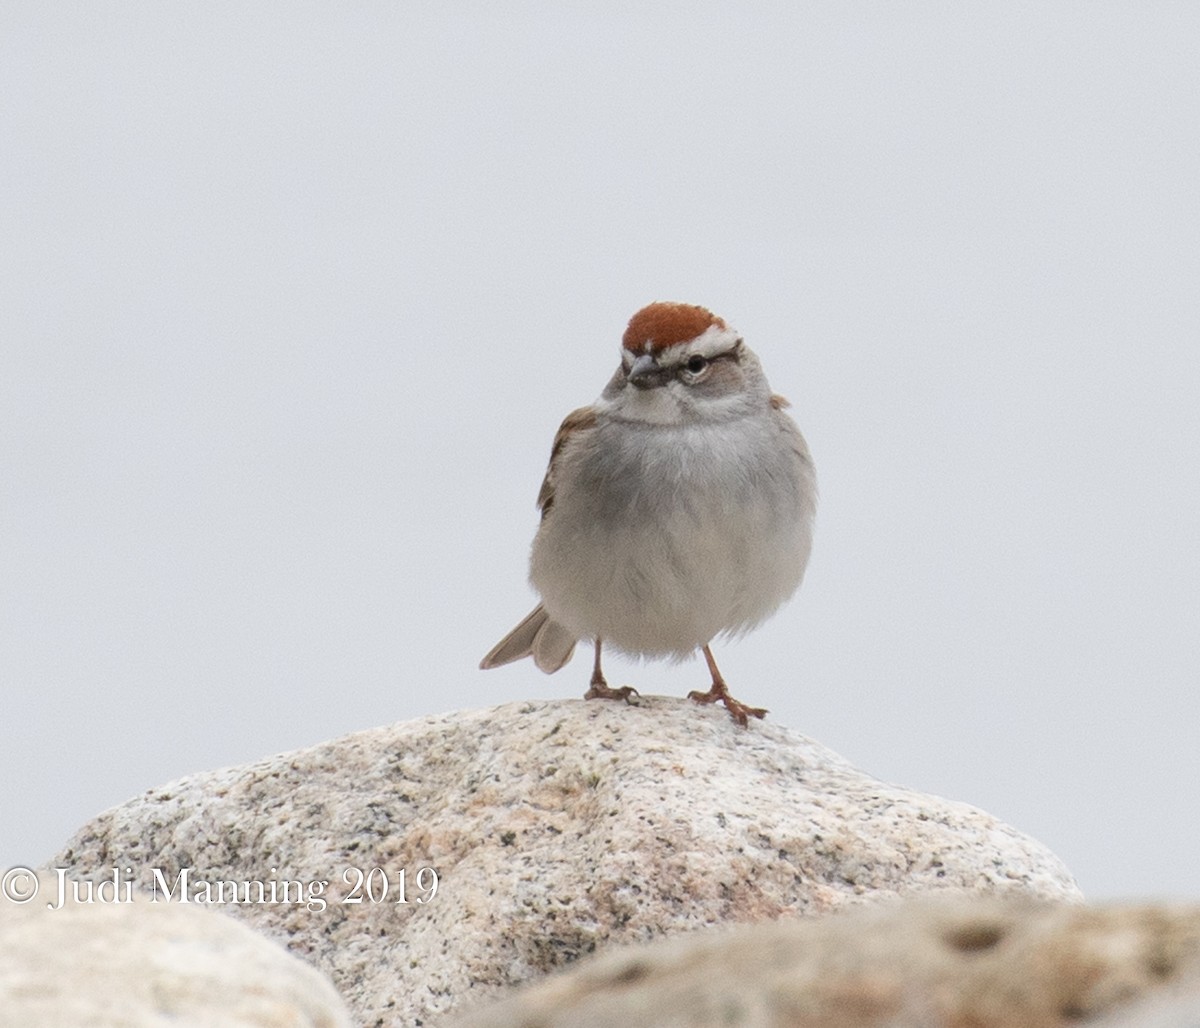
584, 680, 640, 704
584, 639, 638, 704
688, 684, 768, 727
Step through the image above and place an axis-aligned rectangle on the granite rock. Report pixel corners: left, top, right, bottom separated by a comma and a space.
1089, 976, 1200, 1028
451, 892, 1200, 1028
50, 697, 1079, 1026
0, 869, 351, 1027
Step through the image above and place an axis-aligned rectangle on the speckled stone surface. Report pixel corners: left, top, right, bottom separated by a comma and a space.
0, 871, 351, 1027
450, 893, 1200, 1028
48, 697, 1080, 1026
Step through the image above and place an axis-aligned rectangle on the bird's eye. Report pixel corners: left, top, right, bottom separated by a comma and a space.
685, 355, 708, 374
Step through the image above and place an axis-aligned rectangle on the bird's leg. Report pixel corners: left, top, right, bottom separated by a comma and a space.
688, 644, 768, 726
583, 639, 639, 703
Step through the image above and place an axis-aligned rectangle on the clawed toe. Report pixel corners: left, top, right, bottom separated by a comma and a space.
688, 688, 767, 727
690, 644, 768, 727
584, 682, 640, 704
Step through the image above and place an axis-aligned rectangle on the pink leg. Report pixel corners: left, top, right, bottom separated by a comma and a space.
583, 639, 638, 704
688, 645, 768, 726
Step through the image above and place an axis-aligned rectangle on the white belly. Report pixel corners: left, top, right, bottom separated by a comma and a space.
529, 416, 815, 658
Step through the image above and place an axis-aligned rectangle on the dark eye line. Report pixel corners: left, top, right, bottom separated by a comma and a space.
676, 348, 738, 375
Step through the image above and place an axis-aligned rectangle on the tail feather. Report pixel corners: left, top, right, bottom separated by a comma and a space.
531, 617, 577, 673
479, 604, 577, 674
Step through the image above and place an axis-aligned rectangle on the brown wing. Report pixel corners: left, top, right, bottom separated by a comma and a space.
536, 405, 598, 519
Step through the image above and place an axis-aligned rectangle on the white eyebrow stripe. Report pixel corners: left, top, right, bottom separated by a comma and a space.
670, 324, 742, 362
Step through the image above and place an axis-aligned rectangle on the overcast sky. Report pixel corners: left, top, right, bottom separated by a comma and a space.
3, 3, 1198, 900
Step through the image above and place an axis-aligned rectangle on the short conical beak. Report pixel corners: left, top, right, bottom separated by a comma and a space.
628, 353, 668, 390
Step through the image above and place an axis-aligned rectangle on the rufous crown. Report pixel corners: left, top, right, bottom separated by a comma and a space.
621, 302, 727, 354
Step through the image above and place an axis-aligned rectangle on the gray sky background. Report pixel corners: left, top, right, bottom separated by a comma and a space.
3, 4, 1198, 899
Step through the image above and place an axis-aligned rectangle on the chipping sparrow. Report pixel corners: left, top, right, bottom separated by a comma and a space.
480, 301, 816, 726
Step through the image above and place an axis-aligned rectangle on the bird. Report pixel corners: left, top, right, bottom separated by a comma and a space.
480, 301, 816, 726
